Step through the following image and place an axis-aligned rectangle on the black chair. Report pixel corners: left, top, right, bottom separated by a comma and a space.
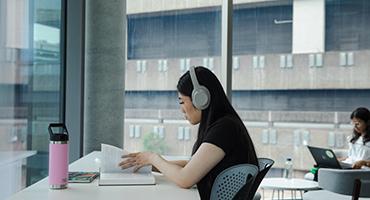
210, 164, 259, 200
352, 179, 370, 200
249, 158, 275, 200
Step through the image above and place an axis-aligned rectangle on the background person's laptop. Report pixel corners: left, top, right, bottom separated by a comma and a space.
307, 146, 352, 169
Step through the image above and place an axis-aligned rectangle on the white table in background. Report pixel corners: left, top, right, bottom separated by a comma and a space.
260, 178, 319, 200
0, 151, 37, 200
8, 151, 200, 200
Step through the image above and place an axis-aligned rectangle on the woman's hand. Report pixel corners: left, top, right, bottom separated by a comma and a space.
352, 160, 369, 169
118, 152, 158, 172
337, 157, 347, 162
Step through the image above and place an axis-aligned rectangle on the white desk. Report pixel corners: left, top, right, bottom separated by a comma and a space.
0, 151, 36, 200
8, 151, 200, 200
260, 178, 319, 200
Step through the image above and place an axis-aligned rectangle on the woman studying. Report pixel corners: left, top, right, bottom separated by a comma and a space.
119, 66, 258, 199
342, 107, 370, 169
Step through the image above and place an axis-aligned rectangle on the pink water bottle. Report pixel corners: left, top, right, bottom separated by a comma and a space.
48, 123, 69, 189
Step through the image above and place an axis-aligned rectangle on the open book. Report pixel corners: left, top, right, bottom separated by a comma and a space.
99, 144, 156, 186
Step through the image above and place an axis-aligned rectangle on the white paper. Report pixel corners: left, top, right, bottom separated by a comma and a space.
100, 144, 151, 174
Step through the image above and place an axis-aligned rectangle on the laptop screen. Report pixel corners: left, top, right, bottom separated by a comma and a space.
307, 146, 343, 169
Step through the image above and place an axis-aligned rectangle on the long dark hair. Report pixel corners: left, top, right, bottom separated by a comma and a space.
350, 107, 370, 145
177, 66, 257, 162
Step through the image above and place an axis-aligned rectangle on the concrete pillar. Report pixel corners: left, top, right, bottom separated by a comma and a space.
292, 0, 325, 54
65, 0, 85, 161
84, 0, 126, 154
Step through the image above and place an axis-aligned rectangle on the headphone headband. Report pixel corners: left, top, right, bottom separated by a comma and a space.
189, 66, 210, 110
189, 66, 200, 89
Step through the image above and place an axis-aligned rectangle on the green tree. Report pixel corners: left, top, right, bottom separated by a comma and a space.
142, 132, 167, 154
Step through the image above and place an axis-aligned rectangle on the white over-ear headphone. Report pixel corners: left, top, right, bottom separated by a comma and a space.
189, 66, 211, 110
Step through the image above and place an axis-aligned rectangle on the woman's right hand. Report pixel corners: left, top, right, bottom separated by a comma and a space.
118, 152, 158, 172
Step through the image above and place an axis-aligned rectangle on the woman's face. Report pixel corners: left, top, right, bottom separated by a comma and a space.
351, 117, 367, 134
178, 93, 201, 125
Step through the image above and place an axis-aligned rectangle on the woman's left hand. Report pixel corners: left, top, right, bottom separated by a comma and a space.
118, 152, 158, 172
352, 160, 367, 169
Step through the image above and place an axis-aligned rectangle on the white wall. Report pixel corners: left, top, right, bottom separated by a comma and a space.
292, 0, 325, 54
5, 0, 29, 49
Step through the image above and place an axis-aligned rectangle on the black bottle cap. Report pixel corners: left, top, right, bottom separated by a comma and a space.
48, 123, 69, 141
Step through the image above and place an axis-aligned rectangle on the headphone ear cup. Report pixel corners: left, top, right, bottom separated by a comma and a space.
192, 86, 210, 110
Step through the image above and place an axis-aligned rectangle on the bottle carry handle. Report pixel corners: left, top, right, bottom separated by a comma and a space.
48, 123, 69, 137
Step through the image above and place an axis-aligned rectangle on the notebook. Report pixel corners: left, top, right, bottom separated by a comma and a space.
98, 144, 156, 186
307, 145, 352, 169
68, 172, 99, 183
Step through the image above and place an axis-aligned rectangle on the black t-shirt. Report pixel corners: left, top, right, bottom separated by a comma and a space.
196, 115, 258, 200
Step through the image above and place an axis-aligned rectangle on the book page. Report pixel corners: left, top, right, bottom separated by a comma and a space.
100, 144, 151, 174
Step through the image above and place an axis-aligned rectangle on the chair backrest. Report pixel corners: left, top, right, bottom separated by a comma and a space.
210, 164, 259, 200
246, 158, 275, 200
318, 168, 370, 197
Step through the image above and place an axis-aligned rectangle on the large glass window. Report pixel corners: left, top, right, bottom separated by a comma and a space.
233, 2, 292, 55
231, 0, 370, 179
124, 1, 221, 156
0, 0, 63, 197
326, 0, 370, 51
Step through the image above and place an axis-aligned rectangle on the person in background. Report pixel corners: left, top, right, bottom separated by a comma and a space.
119, 66, 258, 199
306, 107, 370, 181
342, 107, 370, 169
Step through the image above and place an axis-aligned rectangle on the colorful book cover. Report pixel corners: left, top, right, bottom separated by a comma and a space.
68, 172, 99, 183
